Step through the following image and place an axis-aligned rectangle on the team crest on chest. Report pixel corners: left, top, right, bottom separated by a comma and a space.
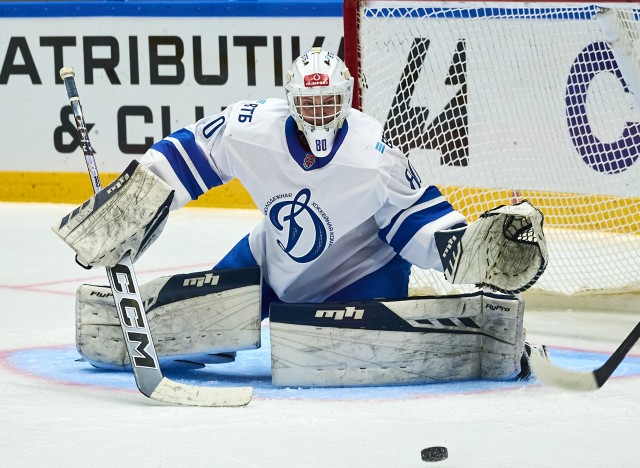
303, 153, 316, 169
265, 188, 335, 263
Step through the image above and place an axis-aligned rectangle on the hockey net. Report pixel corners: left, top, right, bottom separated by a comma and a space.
344, 1, 640, 302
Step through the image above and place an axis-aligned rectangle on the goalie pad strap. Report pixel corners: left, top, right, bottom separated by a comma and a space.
76, 267, 262, 369
269, 292, 524, 387
52, 160, 175, 268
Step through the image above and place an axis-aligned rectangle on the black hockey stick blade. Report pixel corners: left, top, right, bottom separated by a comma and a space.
532, 321, 640, 391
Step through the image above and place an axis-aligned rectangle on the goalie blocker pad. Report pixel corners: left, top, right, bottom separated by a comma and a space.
76, 267, 261, 369
52, 160, 174, 268
269, 291, 524, 387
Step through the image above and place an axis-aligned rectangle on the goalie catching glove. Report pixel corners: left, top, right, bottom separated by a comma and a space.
52, 160, 174, 268
434, 200, 548, 294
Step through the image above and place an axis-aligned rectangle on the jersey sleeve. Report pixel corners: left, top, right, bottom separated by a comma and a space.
375, 151, 467, 270
139, 106, 236, 209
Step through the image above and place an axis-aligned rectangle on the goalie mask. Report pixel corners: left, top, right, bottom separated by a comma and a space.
284, 48, 354, 157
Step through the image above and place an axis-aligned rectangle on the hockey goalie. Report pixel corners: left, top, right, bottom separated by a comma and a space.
53, 48, 548, 386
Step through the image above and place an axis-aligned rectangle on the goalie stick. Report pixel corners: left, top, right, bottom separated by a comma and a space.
59, 67, 252, 407
531, 321, 640, 391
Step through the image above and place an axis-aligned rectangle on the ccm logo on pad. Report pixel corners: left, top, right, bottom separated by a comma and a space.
315, 306, 364, 320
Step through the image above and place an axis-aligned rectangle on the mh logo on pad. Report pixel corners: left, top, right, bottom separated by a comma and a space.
183, 273, 220, 287
315, 306, 364, 320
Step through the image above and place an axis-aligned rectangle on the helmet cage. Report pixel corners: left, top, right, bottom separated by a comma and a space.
284, 49, 354, 157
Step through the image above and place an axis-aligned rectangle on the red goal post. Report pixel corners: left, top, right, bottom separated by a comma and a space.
344, 0, 640, 307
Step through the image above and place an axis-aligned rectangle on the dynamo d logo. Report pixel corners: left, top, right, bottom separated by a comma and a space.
267, 188, 334, 263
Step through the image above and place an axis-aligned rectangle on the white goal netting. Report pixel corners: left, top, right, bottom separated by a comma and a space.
345, 1, 640, 297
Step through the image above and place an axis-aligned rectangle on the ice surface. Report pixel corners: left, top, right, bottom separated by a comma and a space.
1, 203, 639, 467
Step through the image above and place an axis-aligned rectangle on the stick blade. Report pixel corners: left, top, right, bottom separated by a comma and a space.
531, 352, 599, 391
149, 378, 253, 407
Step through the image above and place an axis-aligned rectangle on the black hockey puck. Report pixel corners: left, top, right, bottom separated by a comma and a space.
421, 446, 448, 462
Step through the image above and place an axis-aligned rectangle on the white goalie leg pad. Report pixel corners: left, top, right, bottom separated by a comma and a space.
480, 293, 526, 379
435, 200, 548, 294
77, 267, 261, 369
269, 291, 524, 387
52, 160, 174, 268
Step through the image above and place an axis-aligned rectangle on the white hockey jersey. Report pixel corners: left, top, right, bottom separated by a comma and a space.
140, 98, 466, 302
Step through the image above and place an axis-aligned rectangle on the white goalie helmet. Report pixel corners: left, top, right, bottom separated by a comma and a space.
284, 48, 354, 157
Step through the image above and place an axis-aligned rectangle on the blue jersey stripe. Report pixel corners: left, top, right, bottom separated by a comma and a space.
150, 139, 203, 200
170, 129, 224, 189
379, 185, 443, 240
387, 201, 455, 254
